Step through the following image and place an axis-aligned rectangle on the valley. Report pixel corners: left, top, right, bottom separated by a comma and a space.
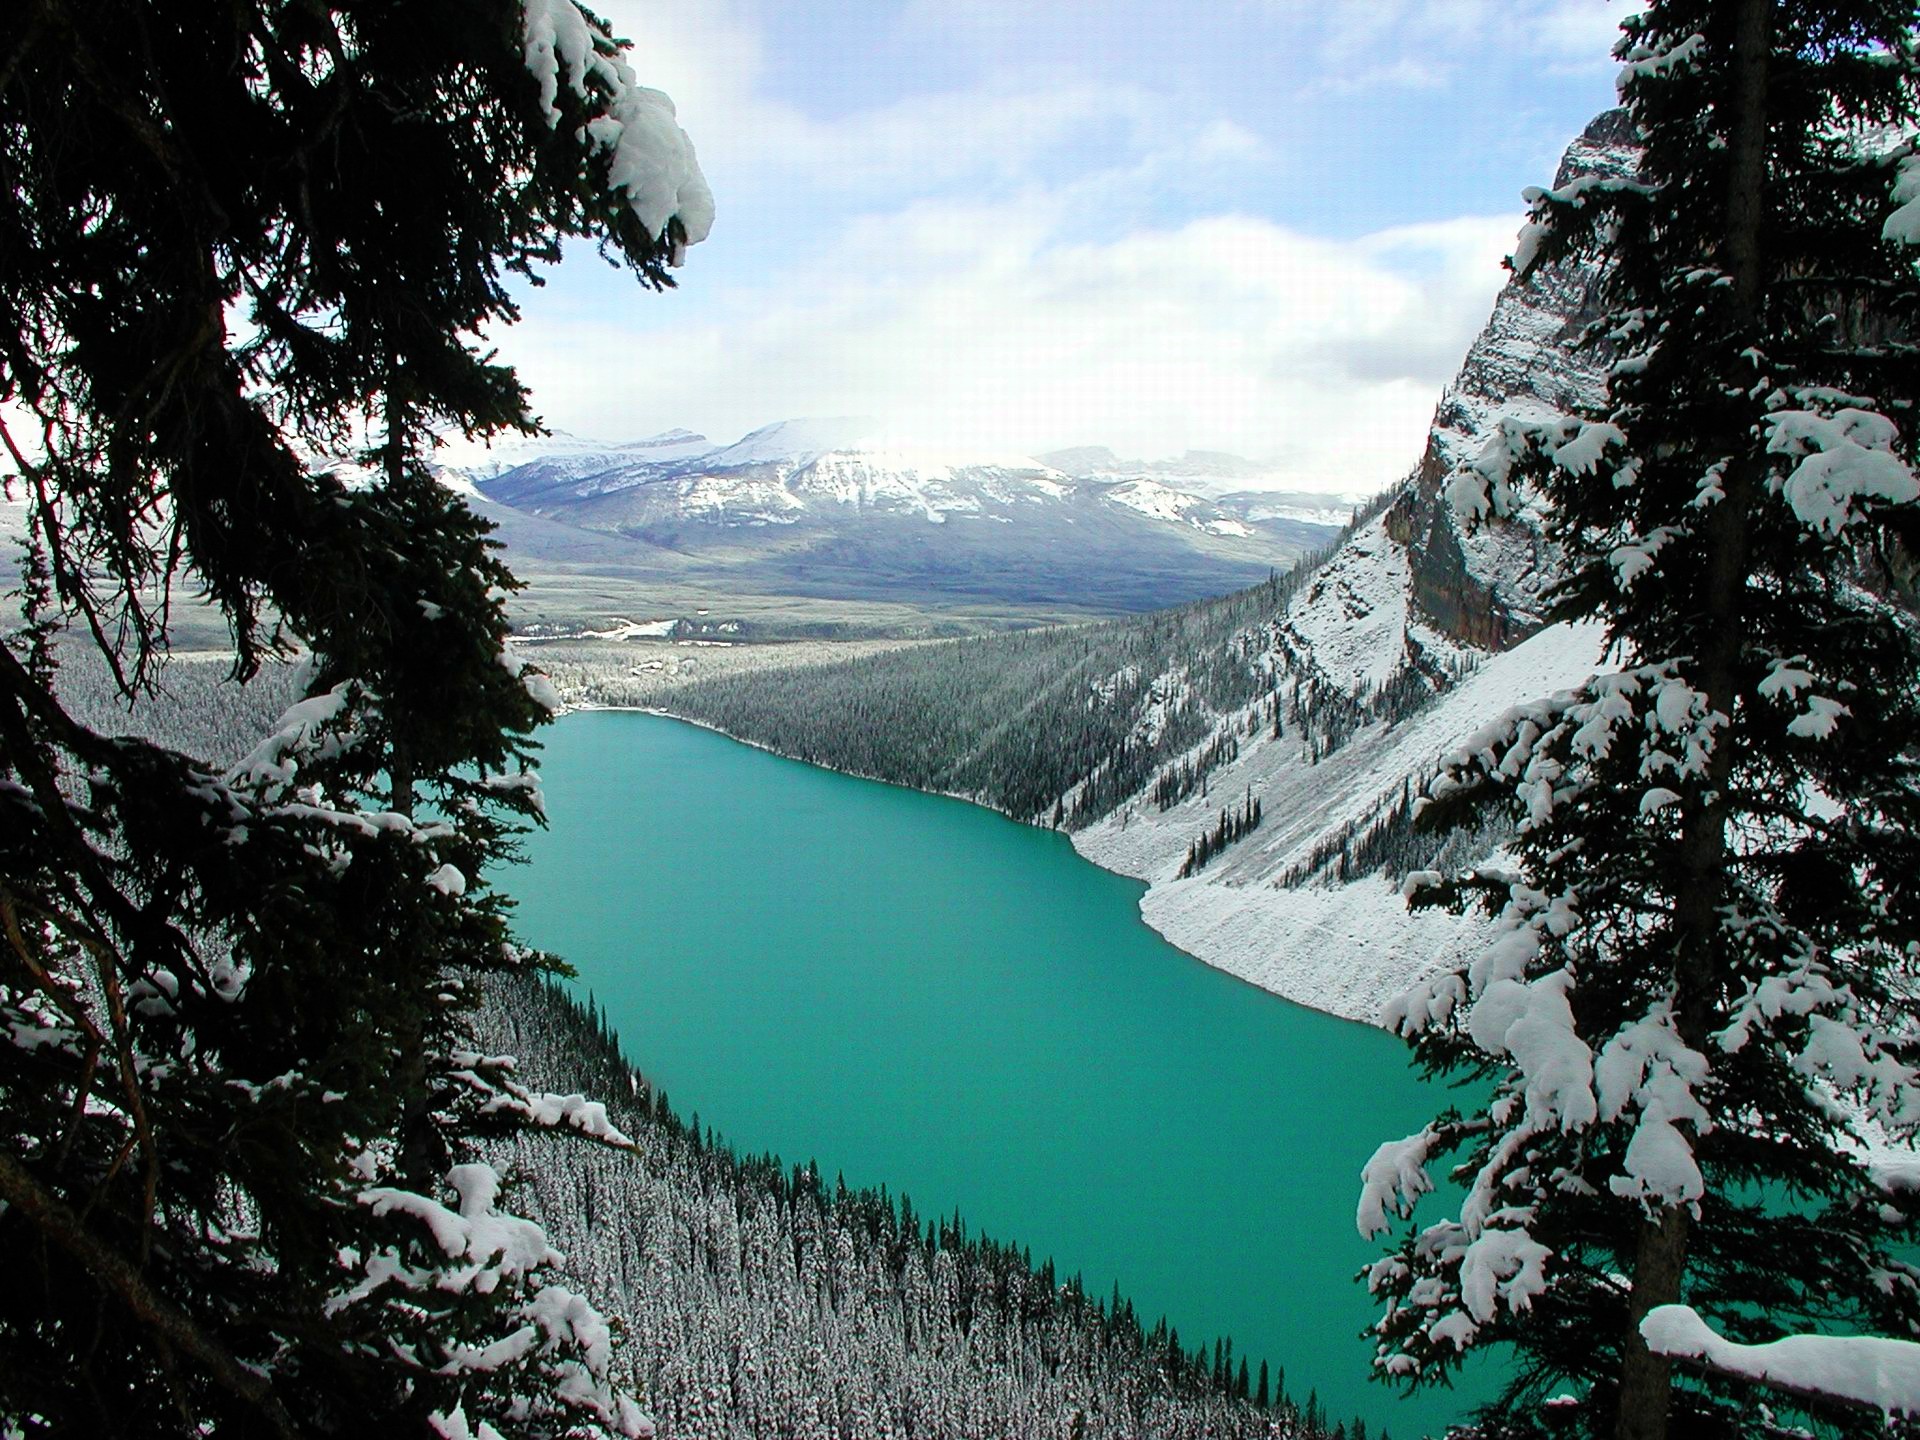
450, 420, 1351, 630
530, 110, 1639, 1030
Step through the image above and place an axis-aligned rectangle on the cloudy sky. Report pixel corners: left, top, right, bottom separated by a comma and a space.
488, 0, 1629, 494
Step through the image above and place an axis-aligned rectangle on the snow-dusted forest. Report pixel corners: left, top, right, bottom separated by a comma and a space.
50, 649, 1356, 1439
478, 971, 1357, 1440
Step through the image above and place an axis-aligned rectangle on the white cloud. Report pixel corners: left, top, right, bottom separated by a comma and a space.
498, 190, 1517, 494
477, 1, 1550, 496
1286, 0, 1628, 93
594, 0, 1164, 205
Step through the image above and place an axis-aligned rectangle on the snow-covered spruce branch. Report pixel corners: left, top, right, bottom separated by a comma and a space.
1359, 9, 1920, 1432
1641, 1304, 1920, 1421
329, 1162, 653, 1440
520, 0, 713, 261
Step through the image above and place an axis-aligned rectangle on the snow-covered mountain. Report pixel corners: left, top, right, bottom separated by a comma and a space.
443, 427, 714, 489
1038, 445, 1367, 529
1379, 106, 1636, 649
1069, 109, 1640, 1019
464, 419, 1342, 614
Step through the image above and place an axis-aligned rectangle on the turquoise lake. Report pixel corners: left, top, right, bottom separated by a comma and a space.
513, 711, 1488, 1436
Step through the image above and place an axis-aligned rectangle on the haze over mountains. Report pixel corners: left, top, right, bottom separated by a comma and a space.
450, 419, 1354, 618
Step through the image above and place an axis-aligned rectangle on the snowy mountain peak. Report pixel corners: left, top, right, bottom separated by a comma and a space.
468, 419, 1343, 613
436, 426, 713, 486
1381, 106, 1636, 649
705, 416, 887, 468
1039, 445, 1367, 514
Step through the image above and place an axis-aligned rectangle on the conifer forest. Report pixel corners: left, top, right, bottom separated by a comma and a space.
8, 2, 1920, 1440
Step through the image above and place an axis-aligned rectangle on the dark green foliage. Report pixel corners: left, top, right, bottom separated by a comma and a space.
0, 2, 702, 1434
667, 578, 1290, 825
1272, 776, 1509, 891
1154, 730, 1241, 810
618, 492, 1431, 834
1363, 6, 1920, 1437
1177, 787, 1263, 878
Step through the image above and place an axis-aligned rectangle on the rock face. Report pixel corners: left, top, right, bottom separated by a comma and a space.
1386, 108, 1638, 650
1056, 114, 1640, 1020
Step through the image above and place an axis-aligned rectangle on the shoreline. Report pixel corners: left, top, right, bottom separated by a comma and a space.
554, 699, 1399, 1031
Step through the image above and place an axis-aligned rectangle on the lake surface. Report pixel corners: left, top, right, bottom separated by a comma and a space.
514, 711, 1485, 1435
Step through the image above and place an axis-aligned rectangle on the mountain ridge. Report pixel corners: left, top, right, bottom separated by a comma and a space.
464, 423, 1350, 615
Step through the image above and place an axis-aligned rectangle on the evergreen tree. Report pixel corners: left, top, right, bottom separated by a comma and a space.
1361, 4, 1920, 1438
0, 1, 709, 1434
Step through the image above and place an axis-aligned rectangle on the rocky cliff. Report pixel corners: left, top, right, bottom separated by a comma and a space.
1385, 108, 1638, 649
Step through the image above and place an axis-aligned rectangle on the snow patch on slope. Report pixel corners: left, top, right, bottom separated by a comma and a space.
1105, 479, 1256, 537
438, 430, 712, 487
1074, 621, 1608, 1024
1283, 516, 1415, 694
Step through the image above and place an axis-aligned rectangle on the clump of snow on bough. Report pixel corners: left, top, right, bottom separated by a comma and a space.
1765, 406, 1920, 536
501, 642, 564, 714
521, 0, 714, 262
445, 1048, 635, 1146
1643, 1304, 1920, 1420
334, 1162, 653, 1438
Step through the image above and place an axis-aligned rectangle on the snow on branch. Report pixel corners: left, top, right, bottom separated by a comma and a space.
1616, 32, 1707, 94
355, 1163, 559, 1291
1512, 176, 1654, 276
445, 1050, 636, 1147
1358, 1127, 1440, 1238
1885, 150, 1920, 248
520, 0, 715, 259
332, 1163, 653, 1435
1454, 417, 1628, 527
1595, 1004, 1712, 1214
500, 642, 563, 714
1765, 407, 1920, 536
1642, 1304, 1920, 1419
226, 679, 369, 796
1793, 1015, 1920, 1131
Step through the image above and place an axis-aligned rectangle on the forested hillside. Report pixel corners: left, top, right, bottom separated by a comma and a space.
476, 971, 1363, 1440
53, 651, 1363, 1440
562, 494, 1431, 829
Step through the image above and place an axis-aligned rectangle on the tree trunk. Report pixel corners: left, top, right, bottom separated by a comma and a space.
1615, 1207, 1692, 1440
1612, 4, 1771, 1438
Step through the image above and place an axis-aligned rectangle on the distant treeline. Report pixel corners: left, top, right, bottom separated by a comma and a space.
558, 496, 1405, 833
568, 487, 1504, 896
594, 573, 1295, 827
